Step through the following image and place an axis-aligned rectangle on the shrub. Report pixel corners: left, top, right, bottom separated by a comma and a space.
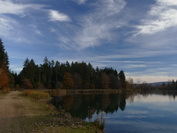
23, 78, 33, 89
23, 90, 50, 100
0, 87, 10, 94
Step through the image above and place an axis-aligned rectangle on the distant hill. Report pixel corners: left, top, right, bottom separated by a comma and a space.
149, 81, 170, 86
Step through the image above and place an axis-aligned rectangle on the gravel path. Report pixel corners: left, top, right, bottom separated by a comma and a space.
0, 91, 47, 133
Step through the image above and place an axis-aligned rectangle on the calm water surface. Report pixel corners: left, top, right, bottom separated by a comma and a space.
52, 92, 177, 133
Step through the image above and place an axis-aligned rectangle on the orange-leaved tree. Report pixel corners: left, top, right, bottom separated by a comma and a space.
0, 68, 9, 88
63, 72, 74, 89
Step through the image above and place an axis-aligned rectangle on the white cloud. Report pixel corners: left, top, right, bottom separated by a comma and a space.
30, 24, 43, 35
0, 0, 44, 15
0, 15, 34, 43
126, 64, 147, 68
57, 0, 126, 49
0, 17, 14, 31
84, 49, 177, 61
98, 0, 127, 16
49, 10, 71, 22
0, 16, 18, 37
9, 65, 23, 73
126, 64, 177, 83
136, 0, 177, 35
74, 0, 87, 4
0, 0, 46, 42
73, 19, 113, 49
157, 0, 177, 6
0, 1, 27, 15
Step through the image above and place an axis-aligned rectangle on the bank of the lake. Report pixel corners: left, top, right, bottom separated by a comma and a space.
51, 90, 177, 133
0, 91, 103, 133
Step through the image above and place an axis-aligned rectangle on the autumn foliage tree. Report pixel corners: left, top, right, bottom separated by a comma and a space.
22, 78, 33, 89
63, 72, 74, 89
0, 68, 9, 88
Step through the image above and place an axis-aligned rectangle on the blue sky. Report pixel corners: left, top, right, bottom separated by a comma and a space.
1, 0, 177, 83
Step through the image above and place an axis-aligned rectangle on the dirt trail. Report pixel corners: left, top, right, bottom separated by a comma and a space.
0, 91, 102, 133
0, 91, 48, 133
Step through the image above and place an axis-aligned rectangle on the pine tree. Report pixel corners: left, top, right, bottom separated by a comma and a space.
118, 70, 126, 89
0, 39, 9, 70
0, 39, 9, 89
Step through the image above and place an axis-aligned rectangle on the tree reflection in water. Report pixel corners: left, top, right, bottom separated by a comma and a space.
51, 93, 128, 119
52, 91, 177, 133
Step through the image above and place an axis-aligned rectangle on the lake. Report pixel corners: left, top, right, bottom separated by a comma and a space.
51, 91, 177, 133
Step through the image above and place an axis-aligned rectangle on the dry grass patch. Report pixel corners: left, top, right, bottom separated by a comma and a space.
23, 90, 50, 100
0, 88, 10, 94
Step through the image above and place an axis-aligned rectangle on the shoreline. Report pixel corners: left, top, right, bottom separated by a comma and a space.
22, 90, 104, 133
0, 91, 103, 133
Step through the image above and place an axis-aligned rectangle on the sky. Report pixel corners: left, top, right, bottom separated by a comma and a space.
1, 0, 177, 83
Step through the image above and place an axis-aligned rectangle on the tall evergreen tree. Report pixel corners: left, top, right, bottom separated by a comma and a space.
0, 39, 9, 70
0, 39, 9, 89
19, 59, 38, 88
118, 70, 126, 89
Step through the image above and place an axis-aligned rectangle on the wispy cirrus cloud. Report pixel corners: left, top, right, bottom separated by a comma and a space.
57, 0, 127, 49
30, 24, 43, 36
136, 0, 177, 35
126, 64, 147, 69
0, 0, 29, 15
0, 16, 27, 43
0, 0, 45, 42
0, 17, 14, 34
126, 63, 177, 83
0, 0, 71, 43
0, 0, 44, 15
84, 49, 177, 62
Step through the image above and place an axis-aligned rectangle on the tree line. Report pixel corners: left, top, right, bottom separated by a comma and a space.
11, 57, 127, 90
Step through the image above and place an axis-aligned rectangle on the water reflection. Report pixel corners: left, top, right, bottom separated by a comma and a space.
52, 93, 127, 119
51, 92, 177, 119
51, 92, 177, 133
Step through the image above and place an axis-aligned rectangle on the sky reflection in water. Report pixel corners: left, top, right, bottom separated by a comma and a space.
104, 94, 177, 133
52, 93, 177, 133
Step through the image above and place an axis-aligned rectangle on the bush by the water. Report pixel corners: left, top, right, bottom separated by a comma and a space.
0, 88, 10, 94
23, 90, 50, 100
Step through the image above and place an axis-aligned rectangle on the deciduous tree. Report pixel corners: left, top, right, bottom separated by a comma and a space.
63, 72, 74, 89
